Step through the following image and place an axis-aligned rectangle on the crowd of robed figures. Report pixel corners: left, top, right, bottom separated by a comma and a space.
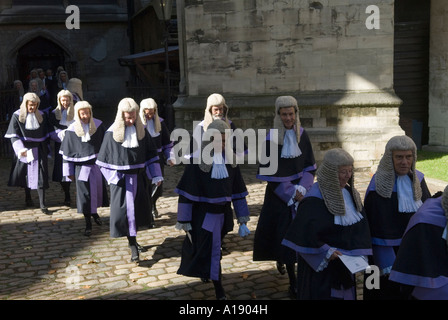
4, 82, 448, 301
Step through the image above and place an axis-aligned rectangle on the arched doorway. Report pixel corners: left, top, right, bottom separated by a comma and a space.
16, 36, 66, 89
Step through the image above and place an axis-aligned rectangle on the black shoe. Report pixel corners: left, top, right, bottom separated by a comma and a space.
152, 207, 159, 218
92, 214, 102, 226
41, 207, 51, 215
276, 261, 286, 275
84, 227, 92, 237
213, 280, 226, 300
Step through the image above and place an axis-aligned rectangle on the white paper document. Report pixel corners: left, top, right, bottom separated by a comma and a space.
339, 255, 369, 274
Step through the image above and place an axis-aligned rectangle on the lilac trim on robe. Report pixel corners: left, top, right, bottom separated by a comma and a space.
404, 197, 446, 233
96, 160, 145, 171
274, 182, 297, 204
99, 167, 122, 185
390, 270, 448, 291
27, 147, 39, 189
77, 164, 103, 213
202, 213, 225, 281
372, 244, 396, 272
49, 129, 61, 143
125, 174, 138, 237
174, 188, 231, 204
331, 287, 356, 300
63, 162, 75, 179
232, 198, 249, 218
163, 141, 174, 159
412, 284, 448, 300
231, 190, 249, 199
177, 202, 193, 222
146, 158, 162, 179
371, 237, 402, 246
61, 153, 98, 163
5, 133, 49, 142
12, 140, 26, 161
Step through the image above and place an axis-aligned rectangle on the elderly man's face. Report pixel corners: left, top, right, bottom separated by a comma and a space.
338, 165, 353, 188
60, 96, 71, 109
123, 111, 137, 127
279, 106, 296, 130
29, 81, 38, 93
78, 108, 91, 125
144, 108, 155, 120
27, 101, 38, 113
210, 105, 224, 120
393, 150, 413, 176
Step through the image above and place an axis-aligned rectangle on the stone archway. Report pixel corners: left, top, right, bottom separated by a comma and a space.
6, 28, 74, 86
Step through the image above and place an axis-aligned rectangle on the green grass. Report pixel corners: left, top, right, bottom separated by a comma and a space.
416, 150, 448, 182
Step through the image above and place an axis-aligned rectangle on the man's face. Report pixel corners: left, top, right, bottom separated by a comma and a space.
279, 106, 296, 129
27, 101, 38, 113
60, 96, 71, 109
29, 82, 38, 93
78, 108, 91, 125
123, 111, 137, 127
338, 165, 353, 188
144, 108, 155, 120
210, 105, 224, 120
392, 150, 414, 176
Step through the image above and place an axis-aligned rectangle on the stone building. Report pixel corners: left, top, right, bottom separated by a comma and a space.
0, 0, 130, 118
172, 0, 445, 169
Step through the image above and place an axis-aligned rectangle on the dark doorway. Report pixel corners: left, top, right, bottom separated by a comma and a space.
394, 0, 431, 149
16, 36, 66, 89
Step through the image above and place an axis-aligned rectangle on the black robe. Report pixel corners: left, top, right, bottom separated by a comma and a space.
389, 196, 448, 300
363, 170, 431, 300
59, 119, 109, 215
96, 126, 162, 238
47, 109, 73, 182
5, 110, 50, 190
282, 183, 372, 300
253, 127, 316, 264
175, 160, 249, 281
144, 117, 174, 202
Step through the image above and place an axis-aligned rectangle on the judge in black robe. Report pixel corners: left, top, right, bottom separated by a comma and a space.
363, 135, 431, 300
139, 98, 175, 220
389, 188, 448, 300
4, 92, 51, 214
96, 98, 162, 262
253, 96, 316, 297
59, 100, 108, 236
282, 148, 372, 300
175, 119, 251, 300
389, 187, 448, 300
47, 90, 75, 206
